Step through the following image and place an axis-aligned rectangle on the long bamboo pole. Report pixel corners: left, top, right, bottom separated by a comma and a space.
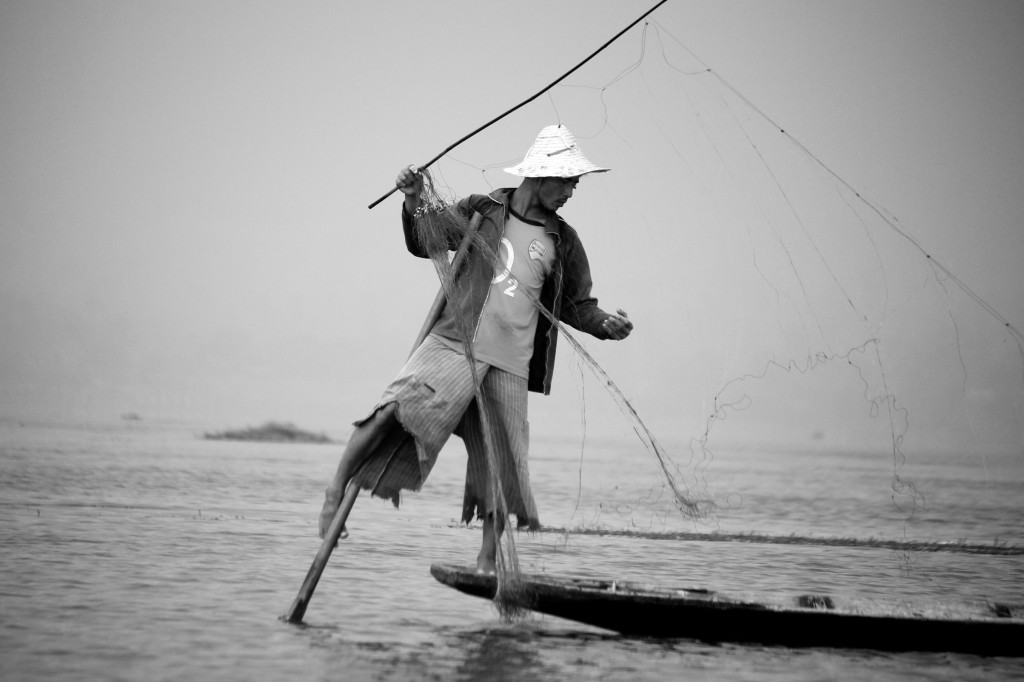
283, 212, 483, 623
367, 0, 669, 210
283, 482, 360, 623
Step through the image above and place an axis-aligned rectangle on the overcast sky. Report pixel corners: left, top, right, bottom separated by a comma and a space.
2, 1, 1022, 459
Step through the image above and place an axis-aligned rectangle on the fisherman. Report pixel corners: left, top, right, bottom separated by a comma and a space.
318, 124, 633, 573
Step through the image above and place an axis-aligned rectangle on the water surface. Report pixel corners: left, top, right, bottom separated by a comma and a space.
1, 419, 1021, 681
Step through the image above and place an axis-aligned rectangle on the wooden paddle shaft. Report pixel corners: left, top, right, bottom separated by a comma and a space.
285, 212, 482, 623
283, 482, 360, 623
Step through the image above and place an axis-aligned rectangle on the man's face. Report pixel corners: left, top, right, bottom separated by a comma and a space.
537, 176, 580, 212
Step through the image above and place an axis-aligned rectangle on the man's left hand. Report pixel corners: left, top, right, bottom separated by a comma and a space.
602, 309, 633, 340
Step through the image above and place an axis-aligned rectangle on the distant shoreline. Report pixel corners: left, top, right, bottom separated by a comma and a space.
203, 421, 333, 444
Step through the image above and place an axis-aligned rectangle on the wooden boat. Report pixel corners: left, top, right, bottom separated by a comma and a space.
430, 563, 1023, 656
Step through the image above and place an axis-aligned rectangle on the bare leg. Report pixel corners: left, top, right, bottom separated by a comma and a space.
476, 512, 505, 575
318, 403, 399, 538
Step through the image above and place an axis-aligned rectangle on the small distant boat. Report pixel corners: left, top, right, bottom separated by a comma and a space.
430, 564, 1023, 656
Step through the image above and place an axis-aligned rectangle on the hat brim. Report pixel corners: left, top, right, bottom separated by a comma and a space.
503, 164, 610, 178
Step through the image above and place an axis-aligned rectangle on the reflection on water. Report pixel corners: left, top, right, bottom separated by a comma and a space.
452, 627, 554, 682
1, 420, 1022, 681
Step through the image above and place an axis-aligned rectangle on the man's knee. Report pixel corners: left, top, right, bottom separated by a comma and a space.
364, 402, 398, 431
378, 401, 398, 422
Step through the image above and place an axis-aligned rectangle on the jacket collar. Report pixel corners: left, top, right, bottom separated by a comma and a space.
489, 187, 565, 244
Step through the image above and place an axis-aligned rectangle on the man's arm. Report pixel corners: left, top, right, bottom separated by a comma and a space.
559, 232, 633, 341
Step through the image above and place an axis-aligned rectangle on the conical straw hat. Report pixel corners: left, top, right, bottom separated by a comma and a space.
504, 125, 610, 178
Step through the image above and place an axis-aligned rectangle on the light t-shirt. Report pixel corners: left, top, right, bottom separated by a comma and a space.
436, 211, 555, 378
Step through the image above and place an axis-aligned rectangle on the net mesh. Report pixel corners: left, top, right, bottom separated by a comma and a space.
397, 16, 1023, 614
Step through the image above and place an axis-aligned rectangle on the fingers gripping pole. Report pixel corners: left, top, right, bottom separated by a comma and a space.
283, 483, 360, 623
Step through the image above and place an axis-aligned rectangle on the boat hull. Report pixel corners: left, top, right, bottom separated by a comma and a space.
430, 563, 1023, 656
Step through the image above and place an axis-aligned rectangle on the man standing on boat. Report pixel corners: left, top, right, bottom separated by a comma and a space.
318, 124, 633, 573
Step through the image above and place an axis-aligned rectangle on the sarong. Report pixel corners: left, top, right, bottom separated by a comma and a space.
349, 334, 539, 529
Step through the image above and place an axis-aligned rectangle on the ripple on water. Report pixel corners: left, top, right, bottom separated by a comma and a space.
1, 422, 1022, 681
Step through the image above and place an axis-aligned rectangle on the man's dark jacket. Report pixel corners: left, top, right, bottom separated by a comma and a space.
402, 187, 614, 395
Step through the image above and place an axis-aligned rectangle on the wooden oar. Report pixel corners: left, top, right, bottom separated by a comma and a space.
283, 482, 360, 623
283, 211, 483, 624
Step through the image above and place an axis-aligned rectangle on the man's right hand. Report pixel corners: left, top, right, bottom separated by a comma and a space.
395, 165, 422, 194
396, 165, 423, 214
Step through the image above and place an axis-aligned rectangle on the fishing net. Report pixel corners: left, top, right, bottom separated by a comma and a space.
373, 6, 1024, 625
394, 12, 1023, 607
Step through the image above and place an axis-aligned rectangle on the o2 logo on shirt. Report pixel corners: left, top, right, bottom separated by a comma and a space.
492, 237, 518, 297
